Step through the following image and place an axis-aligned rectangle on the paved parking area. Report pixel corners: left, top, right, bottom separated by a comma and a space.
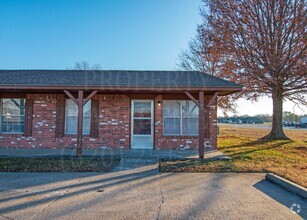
0, 165, 305, 220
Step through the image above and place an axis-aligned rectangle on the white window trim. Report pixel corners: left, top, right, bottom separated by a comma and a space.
64, 99, 91, 135
0, 98, 25, 134
163, 100, 199, 136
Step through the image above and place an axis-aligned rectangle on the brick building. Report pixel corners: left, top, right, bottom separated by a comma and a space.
0, 70, 241, 158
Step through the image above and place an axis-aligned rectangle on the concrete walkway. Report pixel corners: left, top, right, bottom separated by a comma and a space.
0, 165, 305, 220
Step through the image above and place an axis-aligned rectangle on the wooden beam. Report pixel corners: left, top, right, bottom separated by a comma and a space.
63, 90, 78, 105
10, 98, 20, 107
76, 90, 84, 157
0, 93, 26, 98
184, 91, 200, 107
83, 90, 98, 106
199, 91, 205, 159
127, 94, 158, 99
64, 90, 98, 156
207, 92, 219, 108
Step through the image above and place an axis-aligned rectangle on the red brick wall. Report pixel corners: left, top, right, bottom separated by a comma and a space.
0, 94, 130, 149
95, 94, 130, 149
0, 94, 58, 149
154, 95, 217, 150
0, 93, 217, 150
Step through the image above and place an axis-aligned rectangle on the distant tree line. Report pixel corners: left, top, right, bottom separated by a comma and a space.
219, 112, 303, 123
218, 116, 264, 124
282, 111, 301, 123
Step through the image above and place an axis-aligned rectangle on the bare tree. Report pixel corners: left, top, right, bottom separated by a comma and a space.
196, 0, 306, 140
73, 61, 102, 70
178, 34, 211, 73
178, 26, 240, 115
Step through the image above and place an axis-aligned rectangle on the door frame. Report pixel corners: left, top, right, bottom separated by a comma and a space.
130, 99, 154, 149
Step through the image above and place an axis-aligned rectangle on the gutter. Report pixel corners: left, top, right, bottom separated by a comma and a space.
0, 85, 243, 92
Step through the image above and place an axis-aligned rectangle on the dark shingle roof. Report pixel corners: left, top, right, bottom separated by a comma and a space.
0, 70, 241, 90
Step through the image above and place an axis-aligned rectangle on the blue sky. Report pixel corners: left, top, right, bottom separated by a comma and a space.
0, 0, 202, 70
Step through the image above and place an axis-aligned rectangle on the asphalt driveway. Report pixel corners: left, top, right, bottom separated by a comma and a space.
0, 164, 305, 220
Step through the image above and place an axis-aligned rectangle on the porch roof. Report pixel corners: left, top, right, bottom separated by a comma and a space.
0, 70, 242, 95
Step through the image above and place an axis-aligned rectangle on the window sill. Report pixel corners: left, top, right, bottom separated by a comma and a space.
162, 134, 198, 137
0, 132, 24, 135
64, 134, 91, 136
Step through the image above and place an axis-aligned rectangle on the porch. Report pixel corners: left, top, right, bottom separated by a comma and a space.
0, 70, 242, 158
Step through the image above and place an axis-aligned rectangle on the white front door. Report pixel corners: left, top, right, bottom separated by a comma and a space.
131, 100, 154, 149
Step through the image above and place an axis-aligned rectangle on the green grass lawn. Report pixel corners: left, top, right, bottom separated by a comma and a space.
160, 125, 307, 187
0, 157, 120, 172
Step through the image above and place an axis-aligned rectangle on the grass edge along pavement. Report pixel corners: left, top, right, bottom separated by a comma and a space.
266, 173, 307, 199
160, 124, 307, 188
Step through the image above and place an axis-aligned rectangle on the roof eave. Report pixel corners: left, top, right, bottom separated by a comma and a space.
0, 85, 242, 93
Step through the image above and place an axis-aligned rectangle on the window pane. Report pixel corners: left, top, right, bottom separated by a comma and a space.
133, 119, 151, 135
163, 100, 200, 136
1, 99, 25, 133
163, 118, 180, 135
65, 99, 78, 116
163, 101, 181, 117
182, 101, 199, 118
83, 116, 91, 134
133, 102, 151, 117
65, 100, 91, 134
2, 99, 25, 116
182, 118, 199, 135
83, 101, 91, 116
65, 116, 77, 134
1, 116, 25, 133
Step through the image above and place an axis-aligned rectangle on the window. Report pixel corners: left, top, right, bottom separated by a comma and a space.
0, 99, 25, 133
163, 100, 199, 135
65, 99, 91, 134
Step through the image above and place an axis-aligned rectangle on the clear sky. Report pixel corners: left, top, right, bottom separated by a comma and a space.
227, 97, 306, 117
0, 0, 201, 70
0, 0, 305, 116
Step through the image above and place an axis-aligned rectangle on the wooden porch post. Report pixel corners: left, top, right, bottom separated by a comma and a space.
199, 91, 205, 159
185, 91, 219, 159
63, 89, 98, 157
77, 90, 84, 157
184, 91, 205, 159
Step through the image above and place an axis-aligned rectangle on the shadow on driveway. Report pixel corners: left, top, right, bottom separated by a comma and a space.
0, 165, 164, 219
254, 179, 306, 219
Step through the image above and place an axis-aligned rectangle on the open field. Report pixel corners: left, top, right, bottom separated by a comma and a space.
218, 122, 307, 130
161, 124, 307, 187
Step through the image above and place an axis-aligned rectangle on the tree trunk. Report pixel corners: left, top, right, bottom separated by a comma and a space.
262, 86, 289, 140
